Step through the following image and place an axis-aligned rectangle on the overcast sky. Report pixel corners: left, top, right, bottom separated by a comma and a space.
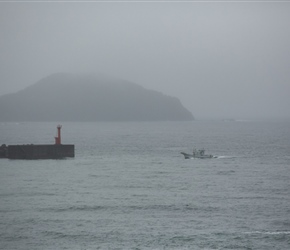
1, 1, 289, 120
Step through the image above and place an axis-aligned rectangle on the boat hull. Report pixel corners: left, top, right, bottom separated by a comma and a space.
181, 152, 214, 159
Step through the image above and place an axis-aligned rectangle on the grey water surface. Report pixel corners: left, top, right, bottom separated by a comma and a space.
0, 121, 289, 249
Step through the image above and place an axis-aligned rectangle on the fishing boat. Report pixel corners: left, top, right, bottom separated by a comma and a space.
181, 149, 215, 159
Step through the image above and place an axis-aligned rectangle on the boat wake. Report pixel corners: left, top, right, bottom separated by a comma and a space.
216, 156, 236, 159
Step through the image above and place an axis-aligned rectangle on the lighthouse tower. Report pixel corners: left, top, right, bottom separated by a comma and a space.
54, 125, 62, 145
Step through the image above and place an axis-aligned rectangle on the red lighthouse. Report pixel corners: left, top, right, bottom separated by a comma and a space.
4, 124, 74, 159
55, 125, 62, 145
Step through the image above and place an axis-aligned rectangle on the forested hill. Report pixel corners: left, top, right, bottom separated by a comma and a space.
0, 73, 194, 122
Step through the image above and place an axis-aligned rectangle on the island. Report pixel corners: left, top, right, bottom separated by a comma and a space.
0, 73, 194, 122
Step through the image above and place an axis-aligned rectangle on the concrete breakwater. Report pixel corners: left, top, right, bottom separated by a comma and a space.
0, 125, 75, 159
0, 144, 74, 159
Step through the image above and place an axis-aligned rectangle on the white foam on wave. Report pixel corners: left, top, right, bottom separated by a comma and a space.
216, 156, 235, 159
244, 231, 290, 235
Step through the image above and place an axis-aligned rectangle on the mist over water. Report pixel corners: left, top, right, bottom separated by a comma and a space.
0, 121, 289, 249
1, 3, 290, 120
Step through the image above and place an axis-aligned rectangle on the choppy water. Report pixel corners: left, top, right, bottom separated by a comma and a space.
0, 121, 290, 249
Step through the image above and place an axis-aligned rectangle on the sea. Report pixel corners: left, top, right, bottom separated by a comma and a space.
0, 121, 289, 250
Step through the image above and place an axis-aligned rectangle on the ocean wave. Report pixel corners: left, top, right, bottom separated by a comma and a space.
244, 231, 290, 235
38, 205, 110, 212
38, 203, 219, 214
